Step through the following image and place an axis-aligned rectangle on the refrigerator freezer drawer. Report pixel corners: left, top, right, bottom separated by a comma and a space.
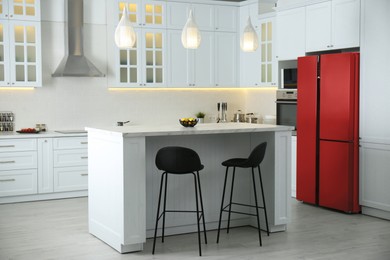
319, 140, 359, 212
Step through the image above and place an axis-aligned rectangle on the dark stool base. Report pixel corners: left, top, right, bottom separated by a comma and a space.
216, 165, 269, 246
152, 171, 207, 256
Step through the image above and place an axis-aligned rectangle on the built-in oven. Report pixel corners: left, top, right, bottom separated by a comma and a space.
276, 89, 297, 130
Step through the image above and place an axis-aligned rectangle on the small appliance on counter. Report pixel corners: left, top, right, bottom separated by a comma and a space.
245, 113, 258, 124
233, 110, 245, 122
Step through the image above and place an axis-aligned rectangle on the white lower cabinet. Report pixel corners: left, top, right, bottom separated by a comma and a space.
291, 135, 297, 198
38, 138, 53, 193
53, 137, 88, 192
0, 138, 38, 197
0, 169, 37, 197
54, 166, 88, 193
360, 142, 390, 219
0, 135, 88, 203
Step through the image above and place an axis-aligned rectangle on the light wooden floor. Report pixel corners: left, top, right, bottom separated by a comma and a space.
0, 197, 389, 260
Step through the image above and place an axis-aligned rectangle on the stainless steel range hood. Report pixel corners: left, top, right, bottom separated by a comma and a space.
52, 0, 104, 77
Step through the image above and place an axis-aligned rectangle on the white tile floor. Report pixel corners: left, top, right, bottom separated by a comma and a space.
0, 197, 389, 259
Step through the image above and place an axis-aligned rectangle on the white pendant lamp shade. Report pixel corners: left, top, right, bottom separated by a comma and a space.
240, 17, 259, 52
115, 5, 136, 49
181, 9, 201, 49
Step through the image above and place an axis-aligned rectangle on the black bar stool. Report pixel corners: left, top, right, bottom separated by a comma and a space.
216, 142, 269, 247
152, 146, 207, 256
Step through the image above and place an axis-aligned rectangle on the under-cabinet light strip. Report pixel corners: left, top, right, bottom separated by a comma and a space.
108, 87, 278, 91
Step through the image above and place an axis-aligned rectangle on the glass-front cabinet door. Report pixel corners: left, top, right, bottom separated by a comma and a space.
259, 17, 277, 87
143, 29, 164, 86
115, 0, 165, 87
117, 0, 165, 28
9, 20, 41, 86
0, 0, 40, 21
118, 31, 141, 85
0, 20, 10, 85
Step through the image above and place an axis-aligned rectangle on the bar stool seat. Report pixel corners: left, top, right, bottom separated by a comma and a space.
152, 146, 207, 256
216, 142, 269, 247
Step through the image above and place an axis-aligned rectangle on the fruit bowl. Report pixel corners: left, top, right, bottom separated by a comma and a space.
179, 118, 198, 127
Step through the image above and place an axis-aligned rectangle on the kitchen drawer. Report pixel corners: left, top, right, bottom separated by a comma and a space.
54, 166, 88, 192
53, 149, 88, 167
0, 169, 38, 197
0, 151, 38, 170
0, 139, 37, 152
53, 137, 88, 150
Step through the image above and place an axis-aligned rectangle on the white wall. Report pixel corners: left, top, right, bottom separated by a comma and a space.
0, 0, 276, 131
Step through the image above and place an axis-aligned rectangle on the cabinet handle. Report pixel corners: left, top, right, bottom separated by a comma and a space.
0, 160, 15, 164
80, 173, 88, 176
80, 142, 88, 145
0, 145, 15, 148
0, 178, 16, 182
81, 156, 88, 159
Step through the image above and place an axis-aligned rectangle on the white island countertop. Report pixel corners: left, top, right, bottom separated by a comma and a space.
86, 123, 294, 137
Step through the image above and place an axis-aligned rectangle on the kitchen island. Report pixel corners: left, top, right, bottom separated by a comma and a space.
86, 123, 294, 253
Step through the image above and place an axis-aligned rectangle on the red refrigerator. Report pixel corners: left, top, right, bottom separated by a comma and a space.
296, 53, 360, 213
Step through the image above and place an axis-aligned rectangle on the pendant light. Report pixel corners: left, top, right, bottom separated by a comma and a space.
115, 5, 136, 49
181, 9, 201, 49
240, 16, 259, 52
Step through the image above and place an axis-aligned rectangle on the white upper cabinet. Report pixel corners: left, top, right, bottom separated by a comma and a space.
117, 28, 166, 87
306, 0, 360, 52
166, 2, 214, 31
332, 0, 360, 50
215, 32, 237, 87
276, 7, 306, 61
117, 0, 166, 28
0, 0, 40, 21
114, 1, 166, 87
166, 2, 237, 32
167, 29, 214, 87
0, 0, 41, 87
259, 16, 277, 87
215, 5, 237, 32
239, 2, 261, 87
306, 2, 332, 52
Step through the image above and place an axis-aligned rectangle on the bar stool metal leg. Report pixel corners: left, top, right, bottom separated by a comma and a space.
193, 173, 202, 256
196, 171, 208, 244
251, 168, 262, 246
258, 166, 270, 236
216, 166, 229, 243
162, 173, 169, 242
227, 167, 236, 233
153, 172, 166, 254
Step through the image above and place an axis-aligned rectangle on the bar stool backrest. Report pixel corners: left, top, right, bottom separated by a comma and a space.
246, 142, 267, 168
155, 146, 204, 174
